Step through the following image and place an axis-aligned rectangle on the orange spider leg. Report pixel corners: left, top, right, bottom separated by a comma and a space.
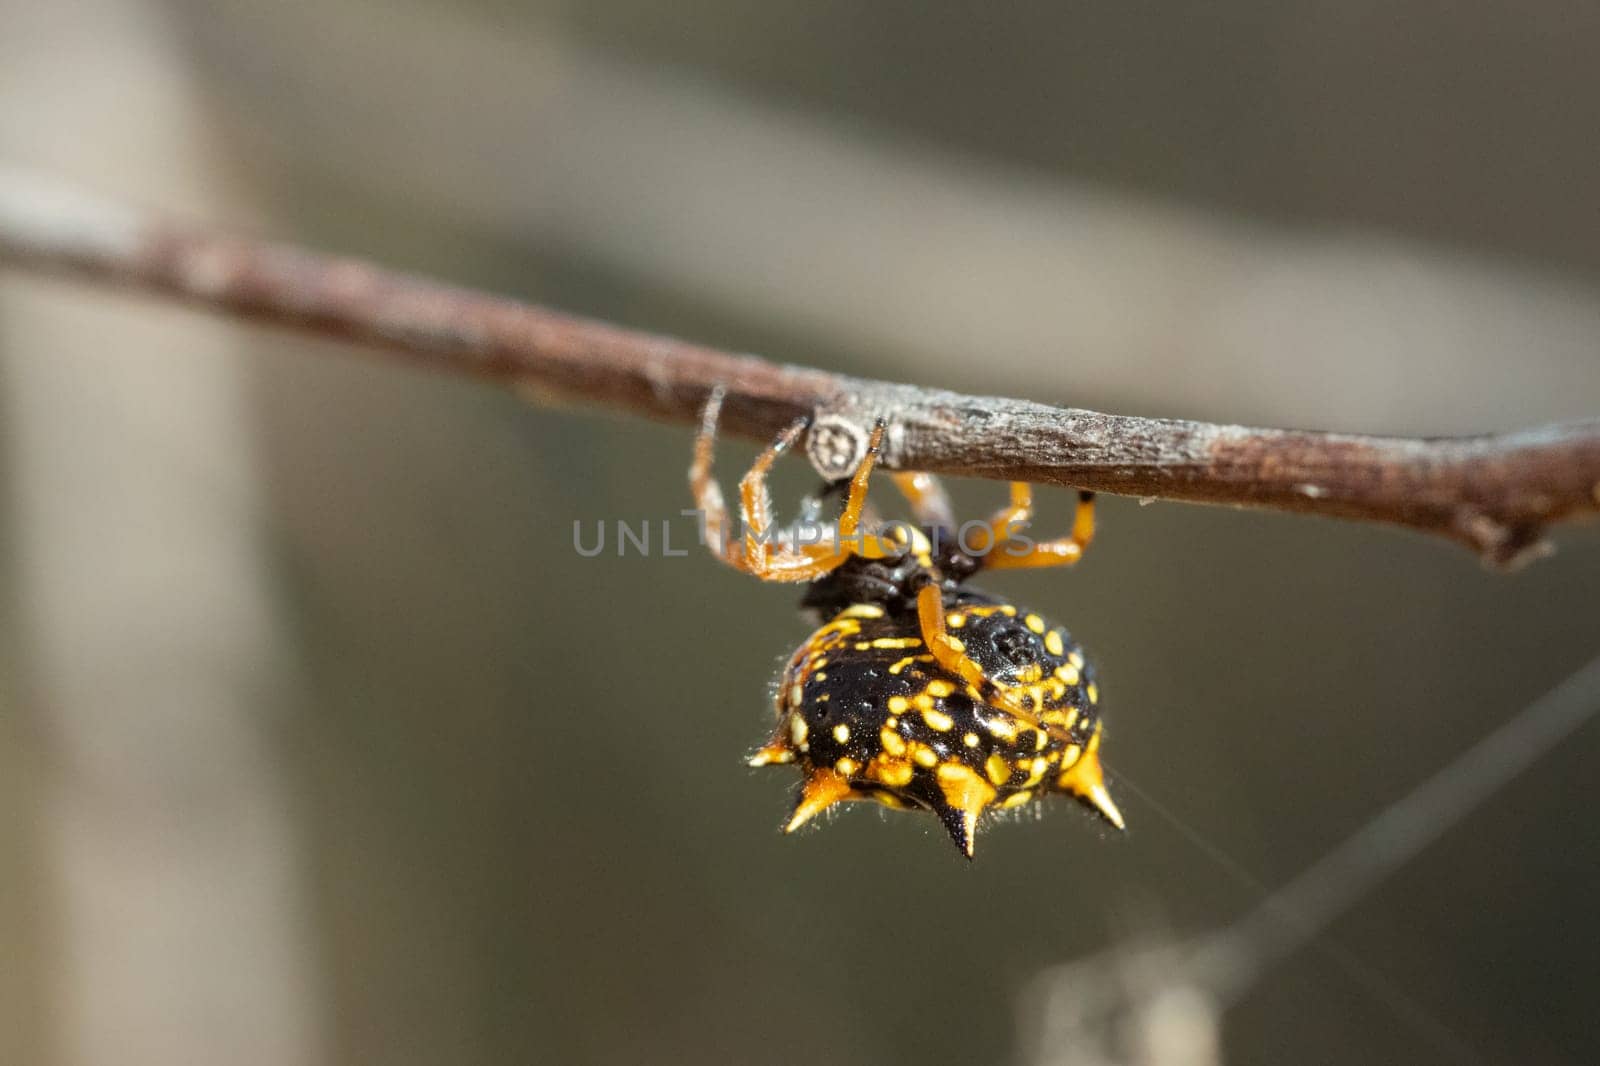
889, 471, 955, 531
980, 486, 1096, 571
691, 387, 814, 573
957, 481, 1027, 556
735, 416, 812, 572
691, 388, 892, 582
915, 583, 988, 692
828, 419, 885, 543
914, 583, 1056, 738
744, 418, 891, 580
690, 386, 734, 560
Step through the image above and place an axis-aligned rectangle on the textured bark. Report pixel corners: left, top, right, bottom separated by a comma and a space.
2, 166, 1597, 568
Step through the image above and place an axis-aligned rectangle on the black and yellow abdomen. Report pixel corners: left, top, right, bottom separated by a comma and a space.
749, 590, 1120, 856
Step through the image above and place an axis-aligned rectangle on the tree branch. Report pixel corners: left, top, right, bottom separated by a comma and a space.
1, 167, 1596, 567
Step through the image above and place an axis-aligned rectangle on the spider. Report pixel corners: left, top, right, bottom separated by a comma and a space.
690, 389, 1123, 858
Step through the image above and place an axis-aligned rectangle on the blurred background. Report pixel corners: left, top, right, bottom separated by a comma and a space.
2, 2, 1599, 1064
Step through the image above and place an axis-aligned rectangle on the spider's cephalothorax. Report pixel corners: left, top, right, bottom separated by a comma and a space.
690, 390, 1122, 858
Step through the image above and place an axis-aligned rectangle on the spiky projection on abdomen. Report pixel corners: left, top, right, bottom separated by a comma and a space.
749, 587, 1121, 857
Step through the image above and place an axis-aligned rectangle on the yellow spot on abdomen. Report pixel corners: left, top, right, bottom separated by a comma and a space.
1044, 708, 1079, 731
938, 763, 997, 814
876, 761, 913, 787
984, 717, 1018, 741
922, 709, 954, 732
1044, 630, 1065, 657
833, 724, 850, 744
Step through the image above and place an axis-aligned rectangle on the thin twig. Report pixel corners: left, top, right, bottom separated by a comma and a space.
1, 166, 1596, 567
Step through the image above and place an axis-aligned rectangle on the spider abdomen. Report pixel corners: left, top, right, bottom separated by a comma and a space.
749, 591, 1120, 857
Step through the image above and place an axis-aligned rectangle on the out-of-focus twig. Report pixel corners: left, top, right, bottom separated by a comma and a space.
1, 166, 1596, 567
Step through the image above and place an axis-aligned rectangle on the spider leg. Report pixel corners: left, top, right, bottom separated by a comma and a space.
888, 471, 956, 532
832, 419, 886, 539
736, 415, 813, 573
914, 582, 990, 693
742, 418, 892, 581
975, 484, 1096, 571
784, 480, 881, 555
691, 388, 815, 574
913, 582, 1058, 739
690, 386, 734, 563
692, 390, 891, 582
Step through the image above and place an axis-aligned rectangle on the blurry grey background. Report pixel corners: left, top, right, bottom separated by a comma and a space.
2, 2, 1598, 1064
